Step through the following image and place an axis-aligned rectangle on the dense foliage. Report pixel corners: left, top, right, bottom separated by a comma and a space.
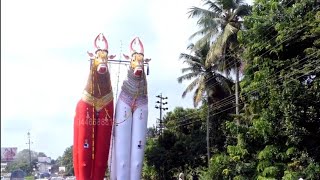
61, 146, 74, 176
5, 149, 39, 175
143, 0, 320, 179
200, 0, 320, 179
143, 105, 234, 179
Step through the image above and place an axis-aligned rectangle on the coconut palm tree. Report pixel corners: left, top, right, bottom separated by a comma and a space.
178, 43, 232, 107
189, 0, 251, 64
178, 42, 233, 165
188, 0, 251, 120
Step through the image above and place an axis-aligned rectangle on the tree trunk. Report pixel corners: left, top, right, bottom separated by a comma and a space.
235, 64, 239, 125
206, 103, 211, 166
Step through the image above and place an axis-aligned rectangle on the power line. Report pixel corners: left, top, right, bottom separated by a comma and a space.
174, 63, 319, 129
174, 52, 318, 129
180, 6, 319, 97
172, 53, 318, 128
176, 17, 319, 127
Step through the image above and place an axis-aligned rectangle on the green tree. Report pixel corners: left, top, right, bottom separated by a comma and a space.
188, 0, 251, 68
146, 126, 157, 138
178, 43, 232, 107
189, 0, 252, 127
5, 149, 38, 175
200, 0, 320, 179
145, 107, 208, 179
178, 42, 233, 163
61, 146, 74, 176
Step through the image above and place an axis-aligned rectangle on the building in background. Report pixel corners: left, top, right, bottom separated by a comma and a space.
1, 147, 18, 172
1, 147, 18, 162
37, 156, 52, 174
1, 162, 8, 172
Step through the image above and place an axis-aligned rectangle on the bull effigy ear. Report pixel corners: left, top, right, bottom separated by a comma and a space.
87, 51, 94, 58
108, 55, 116, 59
130, 37, 144, 55
144, 58, 151, 63
123, 54, 130, 60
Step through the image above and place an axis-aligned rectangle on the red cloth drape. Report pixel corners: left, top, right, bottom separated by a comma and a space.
73, 99, 114, 180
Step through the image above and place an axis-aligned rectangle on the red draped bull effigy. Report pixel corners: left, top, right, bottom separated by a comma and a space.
109, 37, 151, 180
73, 33, 115, 180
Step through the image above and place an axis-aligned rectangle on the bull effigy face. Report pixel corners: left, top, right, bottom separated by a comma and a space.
131, 53, 144, 77
94, 50, 109, 74
128, 37, 146, 77
90, 33, 110, 74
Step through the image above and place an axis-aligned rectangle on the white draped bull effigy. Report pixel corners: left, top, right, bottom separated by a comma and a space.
73, 33, 116, 180
109, 37, 151, 180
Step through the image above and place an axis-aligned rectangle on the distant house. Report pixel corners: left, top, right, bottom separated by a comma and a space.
1, 162, 7, 172
38, 157, 52, 174
38, 163, 52, 174
59, 166, 65, 173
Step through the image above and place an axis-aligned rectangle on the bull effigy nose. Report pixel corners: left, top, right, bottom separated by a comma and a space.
97, 64, 108, 74
134, 69, 143, 76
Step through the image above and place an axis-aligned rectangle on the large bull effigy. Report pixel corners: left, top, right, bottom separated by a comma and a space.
110, 37, 151, 180
73, 33, 115, 180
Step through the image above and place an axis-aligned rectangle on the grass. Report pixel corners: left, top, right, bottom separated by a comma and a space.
25, 176, 35, 180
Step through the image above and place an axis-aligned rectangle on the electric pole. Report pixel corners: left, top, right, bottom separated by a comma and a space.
26, 132, 33, 171
155, 93, 168, 135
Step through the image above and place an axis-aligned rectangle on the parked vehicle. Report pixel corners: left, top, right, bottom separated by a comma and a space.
10, 169, 26, 180
64, 177, 75, 180
50, 177, 64, 180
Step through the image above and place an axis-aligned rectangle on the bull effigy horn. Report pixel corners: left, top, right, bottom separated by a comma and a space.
130, 37, 144, 55
101, 33, 109, 51
137, 37, 144, 55
130, 38, 136, 55
94, 33, 101, 49
94, 33, 109, 52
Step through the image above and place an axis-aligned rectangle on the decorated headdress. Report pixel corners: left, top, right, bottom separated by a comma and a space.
130, 37, 144, 56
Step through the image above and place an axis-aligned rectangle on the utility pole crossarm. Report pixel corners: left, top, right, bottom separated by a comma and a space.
155, 93, 168, 135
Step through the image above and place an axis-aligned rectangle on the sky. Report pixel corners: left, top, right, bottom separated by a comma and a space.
1, 0, 253, 160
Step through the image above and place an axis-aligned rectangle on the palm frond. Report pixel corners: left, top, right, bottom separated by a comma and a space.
234, 4, 252, 17
181, 66, 203, 74
197, 17, 221, 30
206, 35, 226, 65
206, 23, 238, 66
189, 28, 211, 41
183, 59, 205, 68
193, 80, 206, 107
193, 33, 214, 52
177, 72, 200, 83
181, 76, 204, 98
235, 0, 245, 5
188, 6, 220, 19
214, 73, 234, 94
179, 53, 201, 62
187, 43, 195, 50
216, 0, 237, 10
203, 0, 223, 14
